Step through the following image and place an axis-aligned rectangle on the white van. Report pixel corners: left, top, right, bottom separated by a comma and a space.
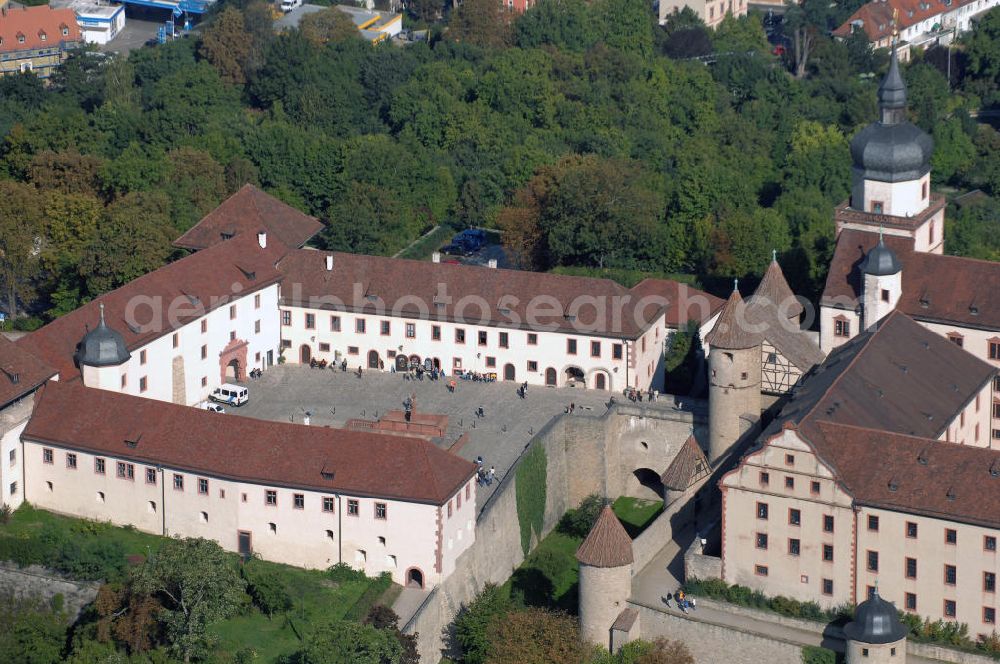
210, 384, 248, 406
280, 0, 301, 12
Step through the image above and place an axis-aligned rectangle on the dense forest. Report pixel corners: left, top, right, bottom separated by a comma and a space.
1, 0, 999, 328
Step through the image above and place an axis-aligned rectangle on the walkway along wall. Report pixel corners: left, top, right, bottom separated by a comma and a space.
403, 403, 706, 663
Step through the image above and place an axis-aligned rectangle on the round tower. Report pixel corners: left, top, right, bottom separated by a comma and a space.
844, 587, 908, 664
861, 231, 902, 331
747, 251, 803, 325
705, 283, 762, 465
78, 303, 130, 391
576, 505, 634, 651
849, 43, 933, 218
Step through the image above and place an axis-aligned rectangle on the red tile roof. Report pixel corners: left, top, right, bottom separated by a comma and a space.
0, 335, 56, 409
278, 249, 714, 339
627, 278, 725, 327
815, 421, 1000, 529
705, 289, 761, 349
0, 6, 80, 54
823, 229, 1000, 331
576, 505, 633, 567
18, 234, 284, 381
832, 0, 970, 43
173, 185, 323, 252
746, 259, 804, 318
24, 381, 476, 505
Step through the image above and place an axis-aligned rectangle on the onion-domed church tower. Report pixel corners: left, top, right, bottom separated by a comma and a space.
838, 43, 943, 254
77, 303, 130, 391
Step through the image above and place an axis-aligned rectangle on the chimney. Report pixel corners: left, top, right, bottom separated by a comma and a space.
325, 255, 334, 271
431, 252, 441, 263
487, 258, 498, 269
257, 231, 267, 249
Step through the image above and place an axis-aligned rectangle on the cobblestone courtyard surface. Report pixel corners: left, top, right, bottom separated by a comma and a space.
228, 364, 615, 507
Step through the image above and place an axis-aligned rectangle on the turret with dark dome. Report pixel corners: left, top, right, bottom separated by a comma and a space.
843, 586, 908, 663
77, 303, 130, 368
850, 45, 933, 183
862, 234, 901, 276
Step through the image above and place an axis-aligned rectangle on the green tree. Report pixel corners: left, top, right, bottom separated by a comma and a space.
449, 0, 513, 49
200, 7, 253, 85
0, 181, 43, 319
514, 0, 595, 51
323, 182, 408, 255
241, 560, 292, 618
300, 7, 360, 46
0, 592, 67, 664
931, 117, 976, 184
164, 146, 227, 230
28, 149, 106, 196
132, 538, 247, 663
454, 584, 513, 664
484, 607, 584, 664
947, 198, 1000, 261
783, 120, 851, 201
711, 13, 768, 54
964, 7, 1000, 102
295, 620, 404, 664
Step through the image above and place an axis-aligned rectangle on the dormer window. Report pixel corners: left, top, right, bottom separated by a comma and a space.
60, 24, 70, 36
17, 32, 25, 44
39, 31, 46, 42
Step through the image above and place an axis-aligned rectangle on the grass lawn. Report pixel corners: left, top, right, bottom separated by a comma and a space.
0, 504, 382, 663
503, 530, 583, 614
396, 225, 453, 260
612, 496, 664, 538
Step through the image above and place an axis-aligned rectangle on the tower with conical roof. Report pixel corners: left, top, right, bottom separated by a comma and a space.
576, 505, 634, 650
78, 303, 130, 391
705, 282, 762, 464
747, 251, 804, 324
843, 586, 908, 663
861, 229, 903, 330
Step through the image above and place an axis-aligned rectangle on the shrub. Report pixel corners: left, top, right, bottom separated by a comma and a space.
343, 572, 392, 622
0, 503, 12, 525
453, 584, 512, 664
801, 645, 837, 664
557, 494, 603, 539
242, 564, 292, 617
327, 562, 367, 584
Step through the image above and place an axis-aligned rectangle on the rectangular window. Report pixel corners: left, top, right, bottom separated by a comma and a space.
810, 480, 820, 495
881, 289, 890, 303
986, 572, 996, 592
173, 474, 184, 491
348, 346, 358, 355
255, 293, 261, 309
447, 501, 453, 518
757, 502, 768, 520
347, 499, 359, 516
356, 319, 366, 334
759, 471, 769, 486
986, 607, 996, 625
306, 313, 316, 330
945, 564, 957, 585
375, 502, 387, 519
822, 578, 833, 595
868, 515, 879, 532
66, 453, 77, 469
944, 600, 956, 618
319, 343, 330, 352
380, 320, 390, 336
867, 550, 879, 572
823, 515, 834, 533
255, 320, 261, 334
198, 478, 208, 495
755, 565, 768, 577
139, 376, 147, 393
323, 497, 334, 512
432, 325, 441, 341
294, 493, 304, 509
140, 349, 147, 365
330, 316, 341, 332
9, 481, 16, 495
230, 305, 237, 320
823, 544, 834, 562
201, 319, 208, 333
834, 319, 851, 337
43, 448, 53, 464
946, 528, 957, 544
405, 323, 416, 339
788, 538, 800, 556
990, 342, 1000, 361
785, 476, 794, 489
265, 490, 277, 506
485, 356, 496, 368
905, 557, 917, 579
567, 339, 577, 355
478, 331, 487, 346
527, 360, 538, 372
527, 333, 538, 346
907, 522, 918, 538
785, 453, 795, 465
94, 458, 105, 474
871, 201, 884, 214
789, 508, 801, 526
455, 329, 466, 344
499, 332, 509, 348
986, 536, 997, 552
201, 345, 207, 360
172, 333, 179, 348
756, 533, 768, 549
591, 341, 601, 357
146, 468, 157, 485
613, 343, 623, 360
7, 449, 12, 466
905, 593, 917, 611
116, 462, 127, 478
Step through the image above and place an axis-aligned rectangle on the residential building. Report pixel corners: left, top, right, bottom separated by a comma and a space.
22, 380, 476, 588
833, 0, 1000, 51
0, 336, 57, 511
720, 311, 1000, 630
820, 44, 1000, 445
659, 0, 748, 29
0, 5, 81, 78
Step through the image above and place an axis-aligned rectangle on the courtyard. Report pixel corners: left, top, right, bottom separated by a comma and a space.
228, 364, 682, 508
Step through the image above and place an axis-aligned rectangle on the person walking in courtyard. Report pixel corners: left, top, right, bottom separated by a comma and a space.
487, 466, 496, 485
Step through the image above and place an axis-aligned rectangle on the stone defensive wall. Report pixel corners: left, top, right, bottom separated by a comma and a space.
403, 402, 704, 663
0, 561, 100, 622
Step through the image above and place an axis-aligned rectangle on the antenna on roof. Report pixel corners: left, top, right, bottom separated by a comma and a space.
771, 248, 777, 263
98, 302, 106, 327
733, 278, 739, 293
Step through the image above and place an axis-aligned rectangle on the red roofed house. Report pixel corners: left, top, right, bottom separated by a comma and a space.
0, 5, 81, 78
833, 0, 999, 52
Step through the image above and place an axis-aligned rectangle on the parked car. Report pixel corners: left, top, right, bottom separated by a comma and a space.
452, 229, 487, 252
210, 384, 248, 406
196, 401, 225, 414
